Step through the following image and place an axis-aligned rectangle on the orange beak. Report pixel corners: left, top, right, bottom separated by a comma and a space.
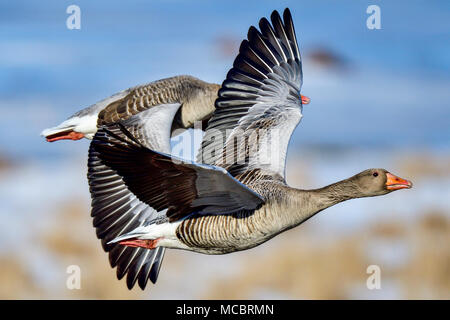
300, 94, 310, 105
385, 173, 413, 190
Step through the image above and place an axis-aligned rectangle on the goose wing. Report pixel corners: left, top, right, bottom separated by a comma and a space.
91, 123, 265, 223
117, 103, 181, 150
88, 104, 181, 290
198, 9, 303, 182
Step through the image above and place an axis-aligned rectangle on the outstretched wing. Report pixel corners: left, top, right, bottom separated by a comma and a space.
197, 9, 303, 182
89, 144, 165, 289
92, 124, 265, 222
88, 104, 181, 290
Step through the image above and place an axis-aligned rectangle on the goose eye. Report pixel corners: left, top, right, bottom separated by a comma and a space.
373, 172, 378, 177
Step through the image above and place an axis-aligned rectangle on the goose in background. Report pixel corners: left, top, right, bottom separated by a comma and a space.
40, 74, 312, 143
41, 75, 221, 142
88, 8, 411, 290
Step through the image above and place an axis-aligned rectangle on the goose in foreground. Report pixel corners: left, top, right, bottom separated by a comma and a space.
88, 8, 411, 289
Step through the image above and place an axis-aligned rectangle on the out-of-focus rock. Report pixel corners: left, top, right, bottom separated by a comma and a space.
306, 47, 349, 70
395, 153, 450, 181
0, 153, 15, 173
213, 34, 240, 59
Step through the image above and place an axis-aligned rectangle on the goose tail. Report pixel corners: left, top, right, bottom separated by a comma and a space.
41, 124, 84, 142
41, 114, 98, 142
107, 226, 153, 245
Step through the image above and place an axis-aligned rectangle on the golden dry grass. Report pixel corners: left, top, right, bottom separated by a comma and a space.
37, 201, 146, 299
394, 152, 450, 180
0, 257, 40, 299
202, 211, 450, 299
0, 151, 448, 299
1, 198, 448, 299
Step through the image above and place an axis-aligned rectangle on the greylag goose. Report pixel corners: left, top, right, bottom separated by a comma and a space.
88, 8, 411, 289
40, 75, 222, 142
41, 74, 310, 142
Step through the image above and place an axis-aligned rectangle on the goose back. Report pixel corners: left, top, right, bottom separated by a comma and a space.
98, 75, 220, 132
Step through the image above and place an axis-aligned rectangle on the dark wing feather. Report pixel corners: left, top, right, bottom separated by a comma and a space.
88, 143, 166, 289
197, 8, 304, 182
92, 124, 265, 222
88, 101, 186, 289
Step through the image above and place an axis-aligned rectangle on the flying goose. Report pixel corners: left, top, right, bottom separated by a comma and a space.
88, 8, 412, 290
41, 76, 223, 142
40, 75, 312, 143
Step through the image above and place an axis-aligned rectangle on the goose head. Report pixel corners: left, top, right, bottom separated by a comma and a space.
350, 168, 412, 197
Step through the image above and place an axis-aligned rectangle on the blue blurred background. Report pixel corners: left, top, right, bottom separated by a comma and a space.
0, 0, 449, 299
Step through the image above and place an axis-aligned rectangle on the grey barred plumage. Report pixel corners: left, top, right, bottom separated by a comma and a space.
41, 75, 220, 142
98, 75, 220, 131
173, 181, 318, 255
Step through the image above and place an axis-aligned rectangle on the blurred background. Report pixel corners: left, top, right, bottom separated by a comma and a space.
0, 0, 449, 299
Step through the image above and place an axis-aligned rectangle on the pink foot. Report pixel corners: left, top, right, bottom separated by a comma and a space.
118, 238, 161, 249
46, 131, 84, 142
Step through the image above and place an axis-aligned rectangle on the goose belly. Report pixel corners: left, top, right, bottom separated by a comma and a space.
175, 204, 285, 254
